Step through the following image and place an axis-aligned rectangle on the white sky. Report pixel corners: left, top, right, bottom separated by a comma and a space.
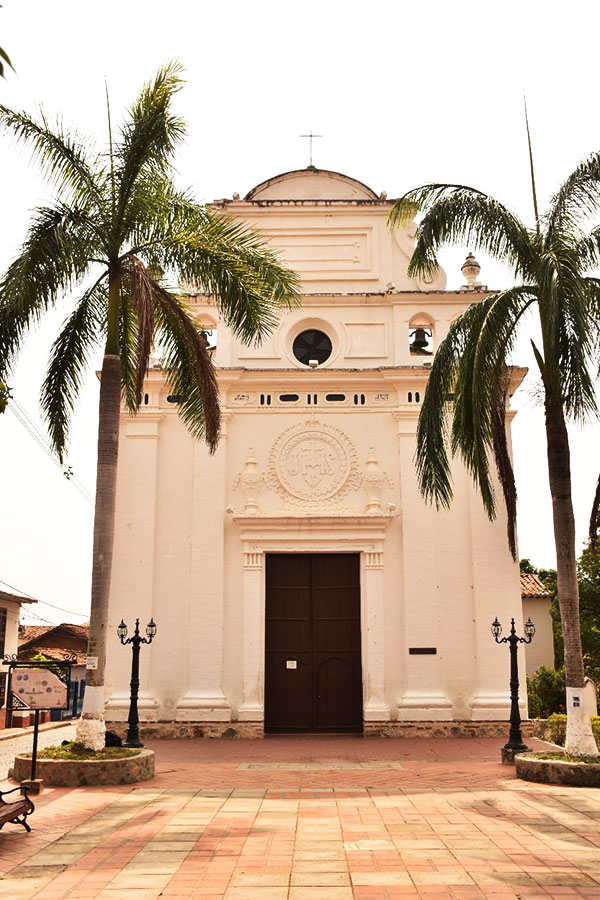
1, 0, 599, 625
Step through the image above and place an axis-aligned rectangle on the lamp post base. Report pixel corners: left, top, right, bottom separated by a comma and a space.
501, 746, 529, 765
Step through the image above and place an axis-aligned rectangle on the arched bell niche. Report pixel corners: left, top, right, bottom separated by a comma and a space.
408, 314, 434, 357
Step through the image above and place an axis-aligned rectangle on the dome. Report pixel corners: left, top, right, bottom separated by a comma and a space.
244, 167, 379, 201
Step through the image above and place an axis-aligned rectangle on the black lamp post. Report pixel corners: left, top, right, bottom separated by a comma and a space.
491, 616, 535, 760
117, 617, 157, 748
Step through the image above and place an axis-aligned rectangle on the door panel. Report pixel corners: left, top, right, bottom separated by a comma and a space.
265, 553, 362, 732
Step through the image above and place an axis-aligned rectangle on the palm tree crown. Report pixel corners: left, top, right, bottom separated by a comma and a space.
0, 62, 300, 457
388, 156, 600, 755
0, 62, 300, 749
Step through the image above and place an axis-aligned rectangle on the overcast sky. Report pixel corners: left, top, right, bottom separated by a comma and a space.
1, 0, 599, 625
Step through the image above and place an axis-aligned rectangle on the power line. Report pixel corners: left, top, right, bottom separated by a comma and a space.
0, 578, 89, 619
7, 396, 94, 505
19, 607, 56, 625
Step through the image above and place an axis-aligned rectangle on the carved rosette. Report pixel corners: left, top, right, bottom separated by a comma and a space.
268, 419, 360, 508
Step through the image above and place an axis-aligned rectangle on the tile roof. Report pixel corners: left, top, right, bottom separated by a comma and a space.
18, 622, 89, 649
0, 588, 37, 605
18, 625, 49, 644
520, 573, 552, 598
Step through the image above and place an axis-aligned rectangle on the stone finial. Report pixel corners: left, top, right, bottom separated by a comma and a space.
232, 192, 240, 200
461, 253, 481, 288
380, 191, 387, 200
361, 446, 393, 515
234, 447, 263, 514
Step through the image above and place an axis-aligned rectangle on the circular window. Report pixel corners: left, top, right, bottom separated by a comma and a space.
292, 329, 332, 366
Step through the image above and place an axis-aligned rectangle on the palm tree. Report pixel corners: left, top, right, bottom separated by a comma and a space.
388, 153, 600, 756
0, 63, 300, 748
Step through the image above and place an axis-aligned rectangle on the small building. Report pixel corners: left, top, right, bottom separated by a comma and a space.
0, 589, 37, 726
520, 574, 554, 674
17, 622, 88, 721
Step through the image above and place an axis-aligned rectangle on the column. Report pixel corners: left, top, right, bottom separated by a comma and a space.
396, 417, 452, 720
468, 482, 525, 720
362, 547, 391, 720
105, 414, 162, 721
238, 545, 264, 721
176, 421, 231, 721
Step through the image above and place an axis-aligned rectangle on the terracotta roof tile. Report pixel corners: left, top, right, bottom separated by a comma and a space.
0, 589, 37, 605
520, 573, 552, 598
18, 622, 89, 648
18, 625, 49, 644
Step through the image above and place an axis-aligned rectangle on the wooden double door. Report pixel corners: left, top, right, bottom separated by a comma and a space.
265, 553, 363, 733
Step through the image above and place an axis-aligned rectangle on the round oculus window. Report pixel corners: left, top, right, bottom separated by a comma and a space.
292, 329, 332, 366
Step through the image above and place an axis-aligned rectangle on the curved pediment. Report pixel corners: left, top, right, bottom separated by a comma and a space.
245, 167, 379, 201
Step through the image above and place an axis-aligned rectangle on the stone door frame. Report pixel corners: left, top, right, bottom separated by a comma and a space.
234, 513, 393, 725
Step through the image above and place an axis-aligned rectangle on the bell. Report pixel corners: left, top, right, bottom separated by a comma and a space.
410, 327, 432, 354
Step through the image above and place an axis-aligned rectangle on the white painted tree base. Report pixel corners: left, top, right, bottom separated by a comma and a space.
77, 684, 106, 750
565, 689, 598, 756
76, 716, 106, 751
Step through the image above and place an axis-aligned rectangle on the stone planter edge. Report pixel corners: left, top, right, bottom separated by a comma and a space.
13, 748, 155, 787
515, 751, 600, 787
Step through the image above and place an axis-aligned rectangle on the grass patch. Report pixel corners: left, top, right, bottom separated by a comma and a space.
529, 751, 600, 764
30, 742, 139, 761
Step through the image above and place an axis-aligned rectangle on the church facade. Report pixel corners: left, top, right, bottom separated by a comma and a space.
104, 167, 533, 735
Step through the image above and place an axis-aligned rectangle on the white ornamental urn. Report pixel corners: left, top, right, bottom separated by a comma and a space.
237, 447, 263, 514
362, 446, 388, 515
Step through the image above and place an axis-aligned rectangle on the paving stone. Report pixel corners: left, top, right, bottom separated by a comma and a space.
291, 872, 351, 885
224, 888, 288, 900
351, 872, 413, 885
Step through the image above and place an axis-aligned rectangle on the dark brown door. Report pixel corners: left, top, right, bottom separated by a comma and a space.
265, 553, 362, 733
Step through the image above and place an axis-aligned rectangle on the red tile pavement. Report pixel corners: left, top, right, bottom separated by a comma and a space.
0, 737, 597, 899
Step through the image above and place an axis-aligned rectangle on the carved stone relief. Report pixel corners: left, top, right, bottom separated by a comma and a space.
268, 419, 360, 507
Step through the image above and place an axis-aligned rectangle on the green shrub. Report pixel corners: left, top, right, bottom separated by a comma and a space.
527, 666, 566, 718
546, 714, 600, 749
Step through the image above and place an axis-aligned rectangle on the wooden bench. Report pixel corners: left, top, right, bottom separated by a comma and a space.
0, 786, 35, 832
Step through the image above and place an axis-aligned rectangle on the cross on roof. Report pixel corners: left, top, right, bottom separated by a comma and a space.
300, 131, 323, 167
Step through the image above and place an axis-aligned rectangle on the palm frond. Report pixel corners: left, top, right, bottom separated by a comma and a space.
418, 287, 534, 546
589, 473, 600, 552
547, 151, 600, 234
537, 239, 598, 419
0, 106, 102, 204
40, 278, 108, 460
491, 372, 518, 560
452, 288, 535, 530
118, 287, 138, 414
121, 254, 155, 406
0, 44, 14, 78
159, 207, 301, 344
152, 286, 220, 451
388, 185, 535, 281
575, 226, 600, 272
415, 312, 472, 508
114, 61, 185, 230
0, 203, 99, 377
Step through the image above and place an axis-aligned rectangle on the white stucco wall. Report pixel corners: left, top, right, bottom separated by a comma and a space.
104, 167, 526, 727
522, 596, 555, 675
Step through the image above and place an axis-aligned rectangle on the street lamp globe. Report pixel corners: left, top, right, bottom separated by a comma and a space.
524, 617, 536, 639
491, 617, 502, 640
146, 618, 157, 641
117, 620, 128, 641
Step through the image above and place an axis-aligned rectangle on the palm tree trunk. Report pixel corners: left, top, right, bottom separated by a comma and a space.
544, 394, 597, 755
76, 270, 121, 750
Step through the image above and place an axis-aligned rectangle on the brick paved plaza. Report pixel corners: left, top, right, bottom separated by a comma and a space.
0, 735, 599, 899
